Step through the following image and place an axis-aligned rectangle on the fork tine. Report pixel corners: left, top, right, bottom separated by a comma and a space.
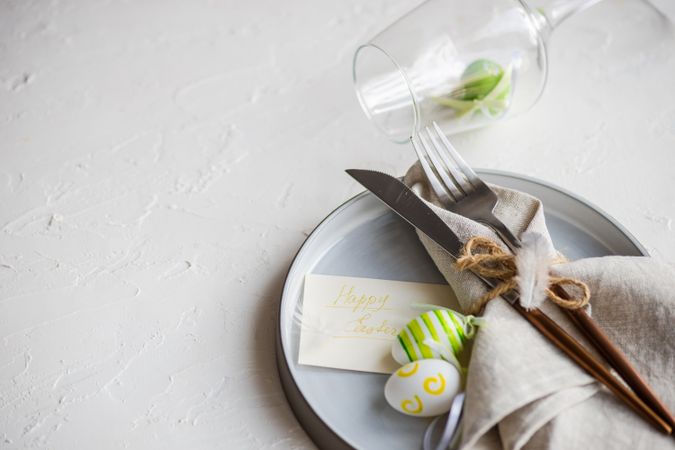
431, 122, 487, 191
418, 131, 465, 200
423, 126, 474, 197
411, 134, 460, 203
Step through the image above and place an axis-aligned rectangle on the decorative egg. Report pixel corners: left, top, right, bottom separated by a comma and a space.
384, 359, 461, 417
459, 59, 505, 101
392, 308, 483, 368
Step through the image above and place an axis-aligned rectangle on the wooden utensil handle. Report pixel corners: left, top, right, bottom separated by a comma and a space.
548, 283, 675, 429
565, 306, 675, 428
511, 303, 672, 435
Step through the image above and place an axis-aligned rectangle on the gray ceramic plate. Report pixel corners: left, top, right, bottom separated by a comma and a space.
276, 170, 646, 450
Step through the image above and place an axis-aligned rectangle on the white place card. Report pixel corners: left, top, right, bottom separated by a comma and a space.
299, 274, 456, 374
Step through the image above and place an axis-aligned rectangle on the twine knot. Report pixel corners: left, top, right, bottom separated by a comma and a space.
456, 236, 590, 315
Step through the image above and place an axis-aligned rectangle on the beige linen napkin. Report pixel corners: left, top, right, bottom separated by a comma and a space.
403, 163, 675, 450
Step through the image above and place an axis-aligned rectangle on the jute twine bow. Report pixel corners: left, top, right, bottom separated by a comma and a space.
455, 237, 590, 315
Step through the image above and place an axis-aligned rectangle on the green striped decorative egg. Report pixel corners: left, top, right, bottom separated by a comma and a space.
392, 308, 483, 369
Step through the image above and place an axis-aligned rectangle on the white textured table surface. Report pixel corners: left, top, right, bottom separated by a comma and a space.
1, 1, 674, 449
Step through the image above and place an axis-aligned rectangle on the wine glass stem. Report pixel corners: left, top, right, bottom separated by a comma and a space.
526, 0, 605, 30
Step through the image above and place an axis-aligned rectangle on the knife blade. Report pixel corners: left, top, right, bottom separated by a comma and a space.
345, 169, 463, 257
345, 168, 516, 304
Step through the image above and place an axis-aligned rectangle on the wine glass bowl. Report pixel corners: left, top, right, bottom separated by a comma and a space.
353, 0, 573, 142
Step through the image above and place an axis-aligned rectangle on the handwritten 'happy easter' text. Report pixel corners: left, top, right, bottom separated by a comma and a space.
328, 284, 391, 313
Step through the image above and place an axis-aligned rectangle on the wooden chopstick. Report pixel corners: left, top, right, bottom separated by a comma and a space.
510, 302, 673, 435
547, 283, 675, 429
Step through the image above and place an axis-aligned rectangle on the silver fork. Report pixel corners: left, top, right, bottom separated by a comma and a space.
411, 121, 675, 430
411, 122, 521, 251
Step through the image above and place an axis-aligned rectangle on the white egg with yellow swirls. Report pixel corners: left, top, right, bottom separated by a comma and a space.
384, 359, 461, 417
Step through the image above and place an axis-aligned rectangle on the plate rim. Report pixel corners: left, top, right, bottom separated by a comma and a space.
275, 169, 648, 449
476, 169, 647, 255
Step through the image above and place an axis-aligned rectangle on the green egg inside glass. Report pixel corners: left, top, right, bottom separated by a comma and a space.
433, 59, 513, 119
457, 59, 506, 101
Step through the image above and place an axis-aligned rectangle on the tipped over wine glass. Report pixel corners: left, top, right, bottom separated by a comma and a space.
352, 0, 671, 142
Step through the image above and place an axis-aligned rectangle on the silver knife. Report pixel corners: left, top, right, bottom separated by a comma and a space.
345, 168, 515, 303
